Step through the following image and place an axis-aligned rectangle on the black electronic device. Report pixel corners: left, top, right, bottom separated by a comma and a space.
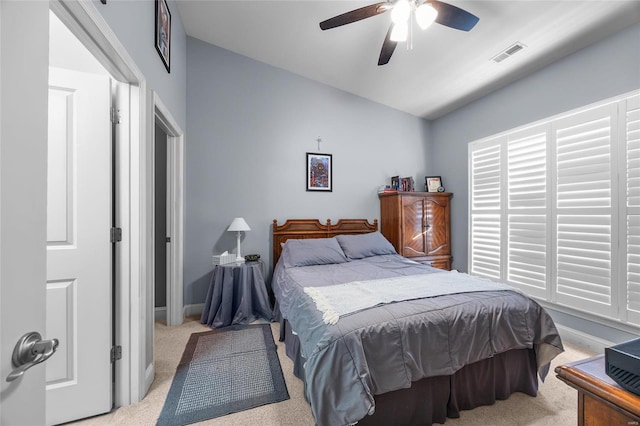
244, 254, 260, 262
605, 337, 640, 396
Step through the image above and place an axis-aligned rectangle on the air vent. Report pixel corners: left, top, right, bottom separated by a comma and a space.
491, 42, 526, 63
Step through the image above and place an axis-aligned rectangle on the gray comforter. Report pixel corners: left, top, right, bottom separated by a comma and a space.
272, 254, 564, 426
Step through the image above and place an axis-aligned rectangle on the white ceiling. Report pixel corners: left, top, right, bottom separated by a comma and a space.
176, 1, 640, 120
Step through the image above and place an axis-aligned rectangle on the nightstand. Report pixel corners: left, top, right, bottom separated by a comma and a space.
201, 260, 273, 328
555, 355, 640, 425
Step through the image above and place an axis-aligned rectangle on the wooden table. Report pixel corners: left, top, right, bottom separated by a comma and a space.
555, 355, 640, 426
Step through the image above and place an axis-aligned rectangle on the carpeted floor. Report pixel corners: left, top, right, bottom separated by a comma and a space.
71, 316, 596, 426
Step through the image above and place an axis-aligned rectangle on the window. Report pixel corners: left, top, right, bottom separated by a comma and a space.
469, 91, 640, 326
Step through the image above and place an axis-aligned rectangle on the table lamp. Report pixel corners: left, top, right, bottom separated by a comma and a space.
227, 217, 251, 262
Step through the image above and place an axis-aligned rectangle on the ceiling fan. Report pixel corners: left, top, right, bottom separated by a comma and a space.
319, 0, 479, 66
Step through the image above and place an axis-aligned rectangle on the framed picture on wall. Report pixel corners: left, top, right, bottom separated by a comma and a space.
155, 0, 171, 73
306, 153, 332, 192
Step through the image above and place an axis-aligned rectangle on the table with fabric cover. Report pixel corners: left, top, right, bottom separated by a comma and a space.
201, 261, 273, 328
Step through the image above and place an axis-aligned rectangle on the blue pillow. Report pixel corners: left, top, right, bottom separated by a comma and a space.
335, 232, 397, 259
281, 238, 348, 267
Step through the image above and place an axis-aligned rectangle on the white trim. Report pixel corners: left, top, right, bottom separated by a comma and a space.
154, 307, 167, 322
138, 83, 154, 401
538, 298, 640, 336
555, 324, 614, 354
0, 2, 4, 422
184, 303, 205, 318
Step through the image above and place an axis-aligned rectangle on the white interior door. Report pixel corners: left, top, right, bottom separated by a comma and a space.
46, 67, 112, 425
1, 1, 50, 424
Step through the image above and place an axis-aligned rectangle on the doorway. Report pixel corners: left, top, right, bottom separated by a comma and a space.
153, 98, 185, 328
155, 123, 169, 323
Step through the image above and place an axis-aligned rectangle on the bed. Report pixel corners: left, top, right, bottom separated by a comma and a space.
271, 218, 564, 426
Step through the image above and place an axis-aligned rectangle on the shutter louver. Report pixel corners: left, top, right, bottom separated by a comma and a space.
470, 214, 501, 279
556, 214, 611, 305
555, 106, 613, 316
470, 141, 502, 280
626, 96, 640, 322
506, 129, 547, 296
627, 215, 640, 314
626, 105, 640, 207
471, 144, 501, 210
508, 132, 547, 209
508, 215, 546, 296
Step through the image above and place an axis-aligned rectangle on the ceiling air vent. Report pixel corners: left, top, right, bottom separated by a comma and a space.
491, 42, 526, 63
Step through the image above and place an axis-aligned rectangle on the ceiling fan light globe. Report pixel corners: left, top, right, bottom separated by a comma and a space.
415, 3, 438, 30
390, 22, 408, 42
391, 0, 411, 24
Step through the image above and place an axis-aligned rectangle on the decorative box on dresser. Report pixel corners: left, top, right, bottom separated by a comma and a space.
378, 191, 452, 270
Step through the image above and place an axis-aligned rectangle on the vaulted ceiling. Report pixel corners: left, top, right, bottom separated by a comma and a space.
176, 1, 640, 119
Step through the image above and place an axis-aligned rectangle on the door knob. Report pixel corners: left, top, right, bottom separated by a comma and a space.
6, 331, 59, 382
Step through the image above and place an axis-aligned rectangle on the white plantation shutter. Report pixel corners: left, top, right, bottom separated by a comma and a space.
470, 143, 501, 210
469, 140, 502, 279
626, 94, 640, 324
553, 105, 616, 317
508, 215, 547, 296
469, 91, 640, 326
507, 130, 547, 210
506, 128, 548, 297
470, 214, 501, 279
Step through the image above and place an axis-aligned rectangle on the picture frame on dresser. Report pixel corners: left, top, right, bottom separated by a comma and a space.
391, 176, 400, 191
425, 176, 442, 192
306, 153, 332, 192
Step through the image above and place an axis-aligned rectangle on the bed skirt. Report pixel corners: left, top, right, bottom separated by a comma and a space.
280, 318, 539, 426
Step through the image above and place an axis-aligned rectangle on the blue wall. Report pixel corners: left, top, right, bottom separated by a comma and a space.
95, 0, 187, 129
185, 37, 431, 305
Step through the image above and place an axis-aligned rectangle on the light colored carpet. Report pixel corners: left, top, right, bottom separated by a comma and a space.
71, 316, 595, 426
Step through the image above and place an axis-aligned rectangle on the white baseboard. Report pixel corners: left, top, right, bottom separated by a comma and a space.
154, 307, 166, 322
556, 324, 614, 354
184, 303, 204, 318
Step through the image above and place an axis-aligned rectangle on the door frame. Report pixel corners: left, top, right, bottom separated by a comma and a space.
50, 0, 170, 406
154, 94, 185, 328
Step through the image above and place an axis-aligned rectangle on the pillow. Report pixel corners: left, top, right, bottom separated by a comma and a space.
280, 237, 348, 268
335, 232, 397, 259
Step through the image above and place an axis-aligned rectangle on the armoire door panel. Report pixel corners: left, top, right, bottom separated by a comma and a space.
426, 198, 450, 255
402, 197, 427, 257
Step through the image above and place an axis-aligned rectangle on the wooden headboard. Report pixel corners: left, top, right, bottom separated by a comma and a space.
272, 218, 378, 268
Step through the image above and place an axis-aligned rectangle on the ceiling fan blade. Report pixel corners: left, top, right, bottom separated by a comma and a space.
320, 2, 390, 30
378, 25, 398, 66
431, 0, 479, 31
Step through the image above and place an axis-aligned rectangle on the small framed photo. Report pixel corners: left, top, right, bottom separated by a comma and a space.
391, 176, 400, 191
155, 0, 171, 73
425, 176, 442, 192
306, 153, 332, 192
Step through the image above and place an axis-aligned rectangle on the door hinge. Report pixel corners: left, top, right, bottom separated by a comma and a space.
111, 345, 122, 363
110, 227, 122, 243
110, 107, 121, 124
166, 237, 171, 243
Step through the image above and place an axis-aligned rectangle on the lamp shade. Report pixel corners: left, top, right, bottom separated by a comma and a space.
227, 217, 251, 232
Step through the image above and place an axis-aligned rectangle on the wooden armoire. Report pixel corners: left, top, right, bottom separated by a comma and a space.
378, 191, 452, 270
